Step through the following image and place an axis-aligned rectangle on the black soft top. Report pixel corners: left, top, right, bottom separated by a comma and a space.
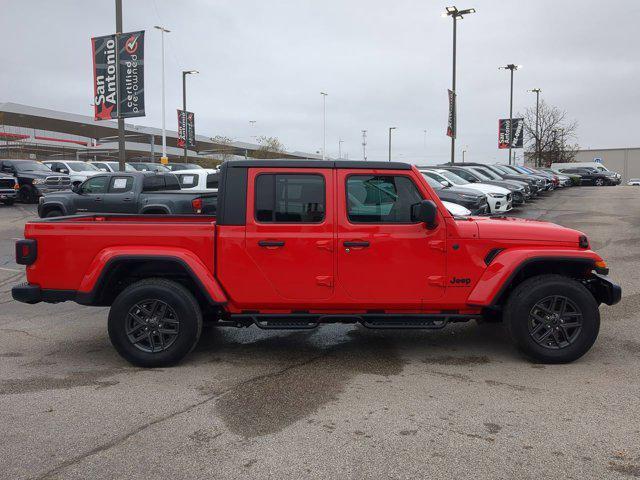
224, 159, 411, 170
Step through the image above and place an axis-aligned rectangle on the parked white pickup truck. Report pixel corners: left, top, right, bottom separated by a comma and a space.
173, 168, 219, 191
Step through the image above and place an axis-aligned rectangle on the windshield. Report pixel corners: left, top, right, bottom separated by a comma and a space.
106, 162, 136, 172
68, 161, 99, 172
421, 173, 443, 190
468, 168, 492, 181
13, 161, 51, 173
475, 167, 501, 180
438, 170, 469, 185
492, 165, 512, 175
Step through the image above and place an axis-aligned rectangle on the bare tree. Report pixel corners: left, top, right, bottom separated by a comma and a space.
522, 100, 579, 167
254, 135, 285, 159
209, 135, 235, 164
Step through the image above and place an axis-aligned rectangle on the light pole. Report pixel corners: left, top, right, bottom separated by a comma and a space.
320, 92, 328, 160
361, 130, 367, 161
115, 0, 126, 172
529, 88, 541, 167
182, 70, 199, 162
154, 26, 170, 164
338, 138, 344, 159
499, 64, 522, 165
388, 127, 397, 162
443, 6, 476, 165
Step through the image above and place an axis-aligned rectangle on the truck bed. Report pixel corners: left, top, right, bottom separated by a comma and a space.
24, 214, 217, 292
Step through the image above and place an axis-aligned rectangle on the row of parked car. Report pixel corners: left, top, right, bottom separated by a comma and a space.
417, 162, 622, 216
0, 159, 218, 207
0, 157, 623, 218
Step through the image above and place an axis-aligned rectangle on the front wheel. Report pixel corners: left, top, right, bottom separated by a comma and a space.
594, 178, 605, 186
504, 274, 600, 363
18, 186, 37, 204
108, 278, 202, 367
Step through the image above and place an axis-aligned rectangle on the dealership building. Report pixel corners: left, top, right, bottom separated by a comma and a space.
0, 102, 321, 164
573, 148, 640, 182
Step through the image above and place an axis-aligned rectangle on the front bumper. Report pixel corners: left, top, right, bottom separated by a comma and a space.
0, 190, 17, 200
33, 185, 72, 195
587, 273, 622, 306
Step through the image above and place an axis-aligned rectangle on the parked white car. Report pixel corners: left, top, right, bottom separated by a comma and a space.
628, 178, 640, 186
172, 169, 219, 191
88, 161, 137, 173
441, 200, 471, 216
422, 168, 512, 213
42, 160, 100, 186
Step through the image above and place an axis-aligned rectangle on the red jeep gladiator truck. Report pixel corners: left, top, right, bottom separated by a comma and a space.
12, 160, 621, 367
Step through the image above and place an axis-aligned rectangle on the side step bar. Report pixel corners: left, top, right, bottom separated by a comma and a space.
231, 313, 481, 330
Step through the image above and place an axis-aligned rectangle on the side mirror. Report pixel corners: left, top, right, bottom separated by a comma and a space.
60, 168, 69, 174
72, 184, 81, 194
439, 180, 451, 187
412, 200, 438, 229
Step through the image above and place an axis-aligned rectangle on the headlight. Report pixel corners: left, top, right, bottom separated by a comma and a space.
32, 178, 45, 185
459, 194, 478, 201
487, 192, 505, 198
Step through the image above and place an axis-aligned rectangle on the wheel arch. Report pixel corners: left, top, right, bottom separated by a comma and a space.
77, 253, 227, 309
40, 201, 67, 217
468, 253, 598, 308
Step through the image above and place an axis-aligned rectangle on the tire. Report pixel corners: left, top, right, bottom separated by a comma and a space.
18, 186, 37, 204
2, 199, 15, 206
44, 209, 63, 218
504, 274, 600, 364
594, 178, 604, 186
108, 278, 202, 367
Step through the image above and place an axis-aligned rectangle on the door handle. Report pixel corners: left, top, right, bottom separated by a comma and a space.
123, 197, 133, 202
95, 197, 102, 201
258, 240, 285, 247
343, 241, 369, 248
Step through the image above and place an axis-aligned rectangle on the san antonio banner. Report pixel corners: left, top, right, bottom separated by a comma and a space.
177, 110, 196, 148
498, 118, 524, 149
92, 31, 145, 121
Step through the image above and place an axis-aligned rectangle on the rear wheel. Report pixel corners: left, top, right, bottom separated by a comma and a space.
504, 274, 600, 363
108, 278, 202, 367
594, 178, 605, 186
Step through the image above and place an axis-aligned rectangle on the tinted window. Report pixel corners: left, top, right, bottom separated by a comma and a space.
451, 169, 478, 182
81, 176, 109, 194
255, 174, 325, 223
142, 175, 165, 191
164, 174, 180, 190
206, 173, 219, 189
108, 176, 134, 193
346, 175, 422, 223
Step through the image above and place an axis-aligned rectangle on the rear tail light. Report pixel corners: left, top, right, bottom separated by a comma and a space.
13, 183, 19, 190
16, 239, 37, 265
191, 198, 203, 213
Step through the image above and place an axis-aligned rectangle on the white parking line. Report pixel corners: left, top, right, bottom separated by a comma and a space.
0, 267, 21, 273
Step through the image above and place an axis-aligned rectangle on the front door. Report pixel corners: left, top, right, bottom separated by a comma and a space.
103, 175, 135, 213
336, 170, 446, 309
76, 176, 109, 212
245, 168, 335, 302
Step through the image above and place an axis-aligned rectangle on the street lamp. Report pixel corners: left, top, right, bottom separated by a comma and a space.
320, 92, 328, 160
528, 88, 542, 167
443, 6, 476, 164
338, 138, 344, 159
154, 26, 170, 164
388, 127, 397, 162
499, 63, 522, 165
361, 130, 367, 161
182, 70, 199, 162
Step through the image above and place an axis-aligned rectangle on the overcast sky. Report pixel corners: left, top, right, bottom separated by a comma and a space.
1, 0, 638, 163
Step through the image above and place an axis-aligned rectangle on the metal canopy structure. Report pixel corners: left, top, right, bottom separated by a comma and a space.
0, 102, 322, 161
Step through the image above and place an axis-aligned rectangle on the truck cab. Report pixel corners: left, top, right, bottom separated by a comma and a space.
12, 160, 621, 367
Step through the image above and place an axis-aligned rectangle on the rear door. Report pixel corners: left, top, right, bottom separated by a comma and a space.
102, 175, 135, 213
245, 167, 334, 301
336, 170, 447, 308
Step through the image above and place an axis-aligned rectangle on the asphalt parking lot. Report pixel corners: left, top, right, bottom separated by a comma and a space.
1, 187, 639, 480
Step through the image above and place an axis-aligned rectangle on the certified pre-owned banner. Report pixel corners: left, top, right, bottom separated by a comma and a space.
92, 31, 145, 121
447, 89, 456, 138
118, 30, 145, 118
92, 34, 118, 120
498, 118, 524, 149
177, 110, 196, 149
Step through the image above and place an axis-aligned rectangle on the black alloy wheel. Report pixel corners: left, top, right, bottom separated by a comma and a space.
126, 299, 180, 353
528, 295, 583, 350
